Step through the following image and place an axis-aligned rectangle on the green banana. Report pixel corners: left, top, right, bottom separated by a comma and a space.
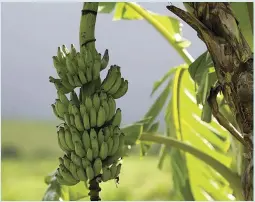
112, 80, 128, 99
80, 104, 86, 117
101, 49, 109, 71
82, 130, 91, 151
90, 129, 99, 159
99, 141, 108, 160
97, 129, 104, 146
101, 100, 110, 121
58, 127, 71, 152
69, 161, 80, 180
77, 167, 87, 181
70, 90, 80, 107
107, 73, 122, 95
70, 114, 75, 126
69, 126, 82, 145
62, 45, 69, 55
52, 56, 66, 77
55, 99, 68, 118
101, 66, 119, 92
67, 73, 76, 87
78, 70, 88, 84
103, 127, 111, 141
63, 113, 70, 125
86, 148, 93, 162
119, 133, 125, 148
77, 52, 87, 72
71, 104, 80, 115
110, 164, 117, 179
82, 157, 91, 168
92, 94, 100, 111
85, 97, 93, 110
89, 107, 97, 128
61, 80, 74, 91
83, 111, 90, 130
111, 108, 122, 127
51, 104, 64, 120
63, 155, 71, 170
57, 91, 69, 105
53, 81, 71, 94
107, 97, 116, 121
97, 106, 106, 127
102, 167, 111, 182
114, 65, 121, 72
55, 173, 69, 186
85, 67, 93, 82
73, 75, 83, 87
86, 165, 95, 181
107, 137, 113, 156
59, 164, 79, 184
56, 172, 77, 186
71, 152, 82, 167
57, 47, 66, 64
99, 92, 107, 101
66, 55, 76, 74
110, 135, 119, 156
92, 59, 101, 80
70, 44, 77, 58
74, 113, 85, 132
115, 164, 122, 178
93, 158, 103, 176
74, 142, 86, 158
64, 128, 75, 150
113, 126, 121, 136
59, 157, 64, 165
108, 125, 114, 136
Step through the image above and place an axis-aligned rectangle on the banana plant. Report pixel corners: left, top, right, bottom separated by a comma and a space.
42, 2, 252, 201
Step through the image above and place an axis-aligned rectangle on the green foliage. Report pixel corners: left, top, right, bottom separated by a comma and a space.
231, 2, 253, 49
96, 2, 249, 201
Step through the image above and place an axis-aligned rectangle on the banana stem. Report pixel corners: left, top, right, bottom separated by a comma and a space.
88, 178, 101, 201
125, 2, 194, 65
79, 2, 99, 54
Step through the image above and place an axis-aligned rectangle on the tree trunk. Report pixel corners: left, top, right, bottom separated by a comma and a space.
167, 3, 253, 201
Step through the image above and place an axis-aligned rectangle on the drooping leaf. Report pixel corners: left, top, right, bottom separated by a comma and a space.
188, 51, 214, 85
113, 2, 143, 20
143, 79, 173, 131
42, 171, 89, 201
151, 66, 179, 96
231, 2, 253, 50
165, 66, 240, 200
140, 134, 242, 198
98, 2, 116, 13
100, 2, 189, 52
121, 123, 143, 145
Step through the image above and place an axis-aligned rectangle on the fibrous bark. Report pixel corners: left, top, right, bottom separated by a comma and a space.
167, 3, 253, 200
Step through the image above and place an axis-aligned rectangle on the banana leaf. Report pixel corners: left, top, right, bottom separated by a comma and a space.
163, 66, 242, 200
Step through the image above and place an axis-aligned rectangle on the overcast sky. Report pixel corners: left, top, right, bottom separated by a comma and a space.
1, 2, 206, 124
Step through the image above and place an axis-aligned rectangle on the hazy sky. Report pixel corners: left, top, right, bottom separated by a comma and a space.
2, 2, 206, 124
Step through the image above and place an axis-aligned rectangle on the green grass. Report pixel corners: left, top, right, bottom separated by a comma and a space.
2, 120, 174, 200
2, 158, 173, 201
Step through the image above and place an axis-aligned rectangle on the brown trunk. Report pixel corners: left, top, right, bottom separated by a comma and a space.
167, 3, 253, 200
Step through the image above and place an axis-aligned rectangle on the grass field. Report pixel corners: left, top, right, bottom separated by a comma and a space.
2, 120, 174, 201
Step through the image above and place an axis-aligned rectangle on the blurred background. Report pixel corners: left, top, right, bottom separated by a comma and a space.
1, 2, 206, 200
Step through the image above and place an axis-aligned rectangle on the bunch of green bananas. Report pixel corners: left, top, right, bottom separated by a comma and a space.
50, 44, 109, 94
50, 45, 128, 187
